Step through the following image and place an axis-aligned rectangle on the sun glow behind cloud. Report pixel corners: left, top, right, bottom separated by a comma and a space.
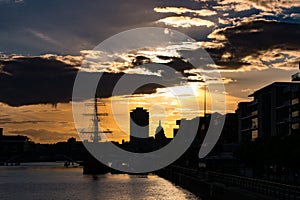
156, 16, 216, 28
1, 0, 299, 144
154, 7, 217, 16
100, 82, 234, 142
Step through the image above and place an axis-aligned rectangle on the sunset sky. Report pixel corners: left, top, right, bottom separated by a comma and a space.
0, 0, 299, 143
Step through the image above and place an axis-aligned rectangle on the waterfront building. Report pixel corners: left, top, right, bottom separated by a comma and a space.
0, 128, 29, 157
237, 82, 300, 143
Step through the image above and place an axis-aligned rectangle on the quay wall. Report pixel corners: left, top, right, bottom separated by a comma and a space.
156, 168, 273, 200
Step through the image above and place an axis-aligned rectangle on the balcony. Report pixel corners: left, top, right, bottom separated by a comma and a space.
241, 114, 255, 120
292, 98, 299, 106
276, 100, 291, 109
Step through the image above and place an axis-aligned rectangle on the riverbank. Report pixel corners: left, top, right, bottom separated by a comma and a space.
156, 166, 277, 200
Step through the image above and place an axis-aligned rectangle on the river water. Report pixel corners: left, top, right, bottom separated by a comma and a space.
0, 163, 200, 200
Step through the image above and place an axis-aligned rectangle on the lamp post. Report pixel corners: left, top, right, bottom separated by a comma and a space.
204, 83, 207, 116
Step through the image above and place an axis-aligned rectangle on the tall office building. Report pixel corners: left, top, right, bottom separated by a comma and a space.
130, 107, 149, 143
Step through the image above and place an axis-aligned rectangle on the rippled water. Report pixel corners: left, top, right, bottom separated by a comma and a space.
0, 163, 200, 200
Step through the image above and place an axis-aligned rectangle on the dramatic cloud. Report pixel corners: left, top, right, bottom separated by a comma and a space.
0, 0, 299, 56
212, 0, 300, 13
154, 7, 217, 16
206, 20, 300, 71
0, 55, 78, 106
0, 0, 161, 55
241, 49, 300, 70
156, 16, 216, 28
2, 19, 299, 107
1, 0, 299, 143
0, 53, 205, 106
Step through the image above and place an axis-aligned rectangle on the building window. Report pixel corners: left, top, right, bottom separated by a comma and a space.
292, 123, 299, 130
252, 130, 258, 141
252, 110, 258, 116
252, 118, 258, 129
292, 111, 299, 118
292, 98, 299, 105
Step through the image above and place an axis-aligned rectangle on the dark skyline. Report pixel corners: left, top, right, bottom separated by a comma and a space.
0, 0, 299, 143
1, 1, 300, 200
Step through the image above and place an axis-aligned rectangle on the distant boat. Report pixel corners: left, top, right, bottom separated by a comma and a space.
63, 161, 82, 168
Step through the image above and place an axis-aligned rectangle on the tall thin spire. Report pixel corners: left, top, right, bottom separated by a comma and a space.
93, 93, 99, 143
204, 84, 207, 116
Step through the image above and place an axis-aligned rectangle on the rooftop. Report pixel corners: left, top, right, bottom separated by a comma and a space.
249, 82, 300, 97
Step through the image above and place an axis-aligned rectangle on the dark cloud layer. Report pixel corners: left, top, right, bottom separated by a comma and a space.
0, 56, 192, 106
208, 20, 300, 69
1, 19, 299, 107
0, 0, 173, 55
0, 57, 77, 106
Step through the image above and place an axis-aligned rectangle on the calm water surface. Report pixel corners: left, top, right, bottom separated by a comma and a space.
0, 163, 200, 200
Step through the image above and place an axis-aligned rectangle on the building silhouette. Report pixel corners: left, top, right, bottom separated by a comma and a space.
155, 120, 166, 141
219, 113, 239, 144
130, 107, 149, 144
292, 62, 300, 81
170, 113, 239, 169
237, 82, 300, 143
173, 120, 181, 138
0, 128, 30, 165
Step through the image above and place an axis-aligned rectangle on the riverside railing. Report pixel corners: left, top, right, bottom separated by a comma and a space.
168, 165, 300, 200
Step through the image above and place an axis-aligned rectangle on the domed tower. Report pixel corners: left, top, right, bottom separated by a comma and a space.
155, 120, 166, 141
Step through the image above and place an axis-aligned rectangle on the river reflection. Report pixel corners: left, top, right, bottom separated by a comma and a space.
0, 163, 200, 200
